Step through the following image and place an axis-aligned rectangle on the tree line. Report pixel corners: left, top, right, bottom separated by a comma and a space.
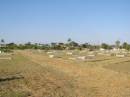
1, 39, 130, 52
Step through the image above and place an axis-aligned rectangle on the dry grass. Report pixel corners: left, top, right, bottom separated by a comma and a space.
0, 50, 130, 97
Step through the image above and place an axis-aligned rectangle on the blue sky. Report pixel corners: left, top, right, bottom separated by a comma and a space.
0, 0, 130, 44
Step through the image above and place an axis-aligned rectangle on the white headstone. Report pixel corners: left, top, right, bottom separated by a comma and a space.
49, 55, 54, 58
47, 52, 53, 54
69, 57, 76, 60
77, 56, 86, 60
116, 54, 125, 57
66, 52, 73, 55
87, 54, 95, 57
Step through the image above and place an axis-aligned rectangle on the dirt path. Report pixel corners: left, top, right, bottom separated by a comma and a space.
19, 50, 130, 97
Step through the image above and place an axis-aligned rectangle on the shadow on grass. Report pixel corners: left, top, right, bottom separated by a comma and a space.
0, 74, 24, 82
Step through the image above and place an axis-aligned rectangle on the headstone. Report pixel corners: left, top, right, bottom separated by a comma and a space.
49, 55, 54, 58
68, 57, 76, 60
77, 56, 86, 60
87, 54, 95, 57
47, 52, 53, 54
66, 52, 73, 55
116, 54, 125, 57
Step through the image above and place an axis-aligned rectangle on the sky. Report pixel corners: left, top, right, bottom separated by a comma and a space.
0, 0, 130, 44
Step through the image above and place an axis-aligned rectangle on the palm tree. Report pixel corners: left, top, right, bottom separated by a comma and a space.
1, 39, 5, 44
0, 39, 5, 52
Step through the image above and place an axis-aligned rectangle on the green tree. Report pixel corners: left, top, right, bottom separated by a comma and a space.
1, 39, 4, 43
101, 43, 109, 49
122, 42, 130, 50
6, 43, 17, 49
115, 40, 120, 48
67, 38, 72, 43
81, 43, 89, 48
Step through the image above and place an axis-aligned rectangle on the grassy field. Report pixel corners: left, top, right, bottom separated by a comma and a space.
0, 50, 130, 97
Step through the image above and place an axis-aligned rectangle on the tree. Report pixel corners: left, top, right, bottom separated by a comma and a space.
0, 39, 8, 52
6, 43, 17, 49
115, 40, 120, 48
69, 41, 78, 47
122, 42, 130, 50
67, 38, 72, 43
81, 43, 89, 48
57, 43, 65, 50
0, 39, 5, 47
51, 42, 57, 49
101, 43, 109, 49
1, 39, 5, 43
122, 42, 127, 48
25, 42, 33, 49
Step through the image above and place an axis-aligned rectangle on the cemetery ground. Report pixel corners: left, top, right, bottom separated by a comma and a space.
0, 50, 130, 97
